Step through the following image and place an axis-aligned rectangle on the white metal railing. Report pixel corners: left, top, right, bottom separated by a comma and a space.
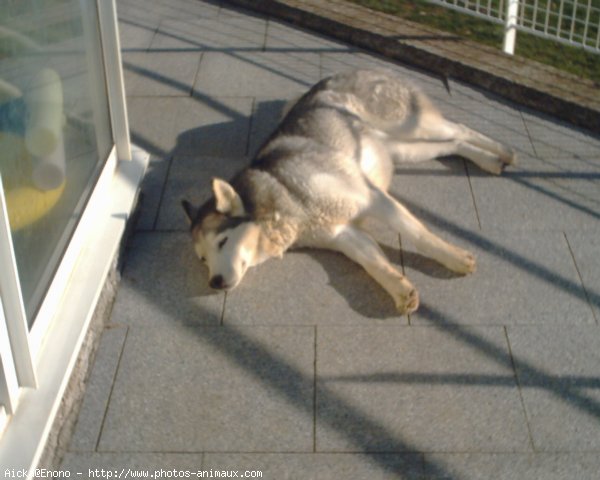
425, 0, 600, 54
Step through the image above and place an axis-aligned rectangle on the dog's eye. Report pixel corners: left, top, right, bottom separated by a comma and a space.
199, 255, 206, 263
218, 237, 228, 250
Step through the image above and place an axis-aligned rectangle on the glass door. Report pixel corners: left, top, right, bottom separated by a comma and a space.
0, 0, 113, 326
0, 0, 142, 467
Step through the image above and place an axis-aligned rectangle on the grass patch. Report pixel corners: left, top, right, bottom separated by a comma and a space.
347, 0, 600, 84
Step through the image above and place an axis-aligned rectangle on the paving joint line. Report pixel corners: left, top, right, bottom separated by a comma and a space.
151, 155, 175, 231
190, 52, 205, 97
313, 325, 318, 453
519, 110, 539, 159
502, 326, 537, 453
245, 97, 258, 158
464, 161, 483, 231
93, 326, 131, 453
563, 232, 599, 325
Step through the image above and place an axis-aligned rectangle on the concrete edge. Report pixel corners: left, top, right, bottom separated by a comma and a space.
225, 0, 600, 134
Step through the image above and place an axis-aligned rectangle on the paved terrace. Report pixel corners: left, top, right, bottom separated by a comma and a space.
61, 0, 600, 478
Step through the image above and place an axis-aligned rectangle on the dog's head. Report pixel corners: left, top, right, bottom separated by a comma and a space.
182, 178, 258, 291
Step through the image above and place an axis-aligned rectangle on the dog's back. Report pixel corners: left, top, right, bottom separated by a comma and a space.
240, 70, 427, 230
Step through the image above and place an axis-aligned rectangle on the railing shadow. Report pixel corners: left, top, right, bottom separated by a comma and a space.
320, 300, 600, 421
417, 303, 600, 421
183, 319, 433, 477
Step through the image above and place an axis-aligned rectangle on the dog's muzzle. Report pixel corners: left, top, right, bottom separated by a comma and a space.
209, 275, 227, 290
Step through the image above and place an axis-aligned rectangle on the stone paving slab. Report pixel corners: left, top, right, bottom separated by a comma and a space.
149, 14, 267, 51
122, 51, 202, 96
63, 451, 600, 479
265, 18, 353, 51
119, 0, 221, 24
60, 451, 427, 479
316, 326, 531, 452
129, 90, 253, 156
468, 165, 600, 231
204, 453, 423, 479
424, 453, 600, 480
116, 0, 165, 28
69, 326, 128, 452
194, 51, 321, 98
391, 159, 480, 234
506, 326, 600, 451
128, 94, 253, 161
564, 231, 600, 321
61, 453, 205, 477
520, 111, 600, 159
97, 325, 315, 453
117, 16, 158, 51
127, 96, 183, 157
405, 230, 594, 325
172, 96, 254, 157
128, 96, 253, 159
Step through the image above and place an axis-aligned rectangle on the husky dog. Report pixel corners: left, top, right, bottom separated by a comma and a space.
182, 69, 515, 314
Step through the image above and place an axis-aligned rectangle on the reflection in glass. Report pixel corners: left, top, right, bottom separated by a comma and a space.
0, 0, 113, 325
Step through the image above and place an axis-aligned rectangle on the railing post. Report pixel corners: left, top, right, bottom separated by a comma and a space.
503, 0, 520, 54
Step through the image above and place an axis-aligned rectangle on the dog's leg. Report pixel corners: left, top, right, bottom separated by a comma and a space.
389, 115, 516, 174
387, 140, 460, 163
453, 122, 516, 166
409, 113, 516, 162
388, 139, 509, 174
366, 188, 476, 274
454, 141, 513, 175
323, 225, 419, 314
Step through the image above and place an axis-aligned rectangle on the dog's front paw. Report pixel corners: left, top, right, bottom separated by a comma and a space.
383, 273, 420, 314
395, 287, 419, 315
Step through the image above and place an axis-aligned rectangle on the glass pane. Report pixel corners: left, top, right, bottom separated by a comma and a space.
0, 0, 113, 325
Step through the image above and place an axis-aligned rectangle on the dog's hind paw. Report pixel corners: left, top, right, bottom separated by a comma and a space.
436, 245, 476, 275
447, 249, 477, 275
501, 149, 517, 166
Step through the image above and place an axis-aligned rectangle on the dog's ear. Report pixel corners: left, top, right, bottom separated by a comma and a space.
181, 199, 198, 225
212, 178, 245, 217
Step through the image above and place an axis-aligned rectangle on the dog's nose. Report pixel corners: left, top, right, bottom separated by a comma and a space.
209, 275, 226, 290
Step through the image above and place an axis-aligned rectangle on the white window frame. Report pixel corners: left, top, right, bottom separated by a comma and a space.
0, 1, 147, 476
